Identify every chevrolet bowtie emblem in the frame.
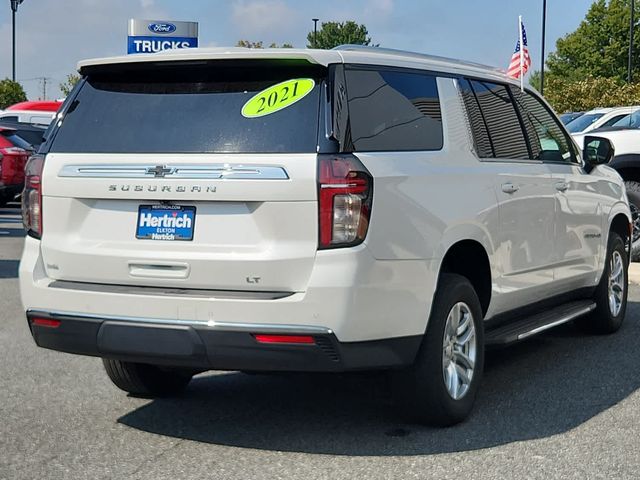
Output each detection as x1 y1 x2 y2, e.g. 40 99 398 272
145 165 175 178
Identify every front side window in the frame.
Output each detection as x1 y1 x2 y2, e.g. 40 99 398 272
601 114 628 128
343 67 443 152
565 113 604 133
510 87 574 163
614 110 640 128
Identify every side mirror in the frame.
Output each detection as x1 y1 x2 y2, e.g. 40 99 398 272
583 136 614 172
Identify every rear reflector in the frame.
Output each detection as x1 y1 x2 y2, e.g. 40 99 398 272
31 317 61 328
253 334 315 344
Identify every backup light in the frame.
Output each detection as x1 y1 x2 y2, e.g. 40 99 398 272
317 154 372 249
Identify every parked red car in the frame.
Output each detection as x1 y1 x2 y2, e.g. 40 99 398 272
0 128 33 207
6 101 63 112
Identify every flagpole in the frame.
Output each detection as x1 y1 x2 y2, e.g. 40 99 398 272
519 15 524 91
541 0 547 94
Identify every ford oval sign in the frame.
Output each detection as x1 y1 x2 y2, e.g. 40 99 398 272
148 22 177 34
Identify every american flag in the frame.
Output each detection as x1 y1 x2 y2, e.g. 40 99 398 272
507 18 531 79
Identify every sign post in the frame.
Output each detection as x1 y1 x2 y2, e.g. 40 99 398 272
128 19 198 55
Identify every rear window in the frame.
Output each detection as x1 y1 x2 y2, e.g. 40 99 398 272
0 131 33 150
49 61 325 154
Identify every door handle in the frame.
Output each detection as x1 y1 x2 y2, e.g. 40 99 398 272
501 183 519 194
555 181 569 192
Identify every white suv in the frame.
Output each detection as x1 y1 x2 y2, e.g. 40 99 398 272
19 46 632 426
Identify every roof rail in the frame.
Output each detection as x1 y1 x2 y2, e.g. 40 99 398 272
332 44 504 74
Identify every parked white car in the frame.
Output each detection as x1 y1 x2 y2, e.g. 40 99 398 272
566 106 639 134
0 110 56 126
571 109 640 260
19 46 631 426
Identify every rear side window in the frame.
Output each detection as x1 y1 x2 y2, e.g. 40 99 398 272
1 131 33 150
458 79 493 157
601 114 627 128
466 80 529 160
49 61 325 154
344 68 443 151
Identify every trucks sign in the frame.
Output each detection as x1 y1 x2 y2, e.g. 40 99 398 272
128 19 198 54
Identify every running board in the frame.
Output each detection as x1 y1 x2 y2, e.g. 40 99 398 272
485 300 596 347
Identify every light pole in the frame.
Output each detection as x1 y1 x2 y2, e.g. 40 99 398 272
10 0 25 82
312 18 319 48
630 0 635 83
540 0 547 95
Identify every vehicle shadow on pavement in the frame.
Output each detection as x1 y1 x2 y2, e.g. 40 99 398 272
118 304 640 456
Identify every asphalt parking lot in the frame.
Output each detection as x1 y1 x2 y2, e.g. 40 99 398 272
2 203 640 480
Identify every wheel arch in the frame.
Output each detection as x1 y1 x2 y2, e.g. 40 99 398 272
609 210 631 244
437 239 492 317
609 155 640 183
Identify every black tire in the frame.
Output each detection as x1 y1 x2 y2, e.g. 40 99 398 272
102 359 193 397
577 232 628 334
624 180 640 262
394 273 485 426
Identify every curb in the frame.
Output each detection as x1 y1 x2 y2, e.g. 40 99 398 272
629 263 640 285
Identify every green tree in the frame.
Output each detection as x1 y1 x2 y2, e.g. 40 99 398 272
236 40 264 48
306 21 373 49
236 40 293 48
59 73 81 96
0 78 27 109
546 0 640 82
528 70 542 91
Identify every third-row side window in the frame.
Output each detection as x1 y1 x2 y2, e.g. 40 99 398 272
344 68 443 152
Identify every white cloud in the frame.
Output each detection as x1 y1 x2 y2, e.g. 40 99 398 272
231 0 298 38
370 0 394 15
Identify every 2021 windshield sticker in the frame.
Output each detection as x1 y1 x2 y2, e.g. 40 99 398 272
241 79 315 118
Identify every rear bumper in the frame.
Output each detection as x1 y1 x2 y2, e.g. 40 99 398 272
26 310 421 372
20 236 438 343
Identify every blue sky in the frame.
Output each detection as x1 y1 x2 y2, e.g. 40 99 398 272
0 0 596 99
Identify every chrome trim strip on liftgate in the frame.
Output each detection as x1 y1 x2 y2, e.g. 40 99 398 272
48 280 294 300
58 164 290 180
27 309 333 335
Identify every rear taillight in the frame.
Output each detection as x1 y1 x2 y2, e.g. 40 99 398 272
22 154 45 239
2 147 27 155
318 154 373 249
31 317 61 328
